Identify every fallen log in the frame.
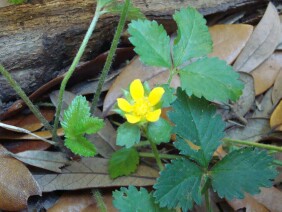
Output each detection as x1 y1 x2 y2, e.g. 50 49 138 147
0 0 268 111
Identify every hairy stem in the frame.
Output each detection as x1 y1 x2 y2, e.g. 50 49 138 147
53 4 103 139
139 152 181 160
205 189 212 212
223 138 282 152
0 65 53 133
90 0 130 113
92 189 107 212
148 139 164 171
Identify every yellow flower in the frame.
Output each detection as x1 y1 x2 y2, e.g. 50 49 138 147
117 79 165 124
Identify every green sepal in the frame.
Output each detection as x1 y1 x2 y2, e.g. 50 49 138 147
116 122 141 148
109 147 139 179
154 158 203 211
168 90 225 167
113 186 172 212
147 118 172 144
211 148 278 200
179 57 243 103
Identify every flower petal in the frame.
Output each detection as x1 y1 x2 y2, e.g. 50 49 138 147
130 79 144 101
146 109 161 122
148 87 165 106
117 98 132 112
125 114 141 124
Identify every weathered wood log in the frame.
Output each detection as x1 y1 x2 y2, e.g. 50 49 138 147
0 0 268 110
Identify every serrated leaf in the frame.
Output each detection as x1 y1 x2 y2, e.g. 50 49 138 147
65 137 96 157
113 186 172 212
168 90 225 167
179 57 243 102
109 148 139 179
147 118 172 144
116 122 140 148
154 159 203 211
173 7 212 67
211 148 277 200
128 20 172 67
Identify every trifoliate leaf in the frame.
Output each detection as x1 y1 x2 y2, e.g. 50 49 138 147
65 137 96 157
109 148 139 179
154 159 203 211
168 90 225 167
211 148 278 200
147 118 172 144
113 186 172 212
179 57 243 103
173 7 212 67
62 95 104 156
104 1 145 20
128 20 172 67
116 122 140 148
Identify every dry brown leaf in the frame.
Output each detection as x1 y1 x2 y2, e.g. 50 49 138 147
103 57 180 116
3 140 51 154
34 157 158 192
233 2 281 73
253 88 274 118
253 187 282 212
272 70 282 105
209 24 253 64
83 193 117 212
251 53 282 95
228 195 269 212
0 145 41 211
270 99 282 131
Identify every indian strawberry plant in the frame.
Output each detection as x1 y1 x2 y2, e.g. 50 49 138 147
0 0 280 211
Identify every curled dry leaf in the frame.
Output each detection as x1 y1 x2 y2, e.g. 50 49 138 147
209 24 253 64
272 70 282 105
233 2 282 73
103 57 180 115
270 100 282 131
251 53 282 95
0 145 41 211
34 157 158 192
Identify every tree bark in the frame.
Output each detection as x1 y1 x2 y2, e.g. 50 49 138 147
0 0 268 108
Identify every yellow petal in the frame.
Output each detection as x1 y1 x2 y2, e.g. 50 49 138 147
117 98 132 112
146 109 161 122
125 114 141 124
130 79 144 101
148 87 165 106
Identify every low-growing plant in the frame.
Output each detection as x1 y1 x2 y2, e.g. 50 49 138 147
0 1 281 211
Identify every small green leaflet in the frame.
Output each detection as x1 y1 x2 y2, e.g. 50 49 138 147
168 90 225 167
109 148 139 179
128 20 172 67
113 186 172 212
179 57 243 103
61 95 104 157
116 122 140 148
147 118 172 145
211 148 277 200
154 159 203 211
173 7 212 67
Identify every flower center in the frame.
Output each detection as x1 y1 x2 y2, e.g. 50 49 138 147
133 98 150 116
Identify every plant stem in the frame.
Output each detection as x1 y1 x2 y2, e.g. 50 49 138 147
0 65 53 133
205 189 212 212
167 68 175 86
148 140 164 171
139 152 181 160
223 138 282 152
134 140 150 147
92 189 107 212
273 160 282 166
90 0 130 113
53 4 103 140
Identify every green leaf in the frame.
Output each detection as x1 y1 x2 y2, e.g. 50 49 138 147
128 20 172 67
154 159 203 211
147 118 172 144
211 148 277 200
179 57 243 103
161 84 176 107
173 7 212 67
65 137 96 157
109 148 139 179
168 90 225 167
62 95 104 156
8 0 26 4
104 1 145 20
98 0 113 8
116 122 141 148
113 186 172 212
